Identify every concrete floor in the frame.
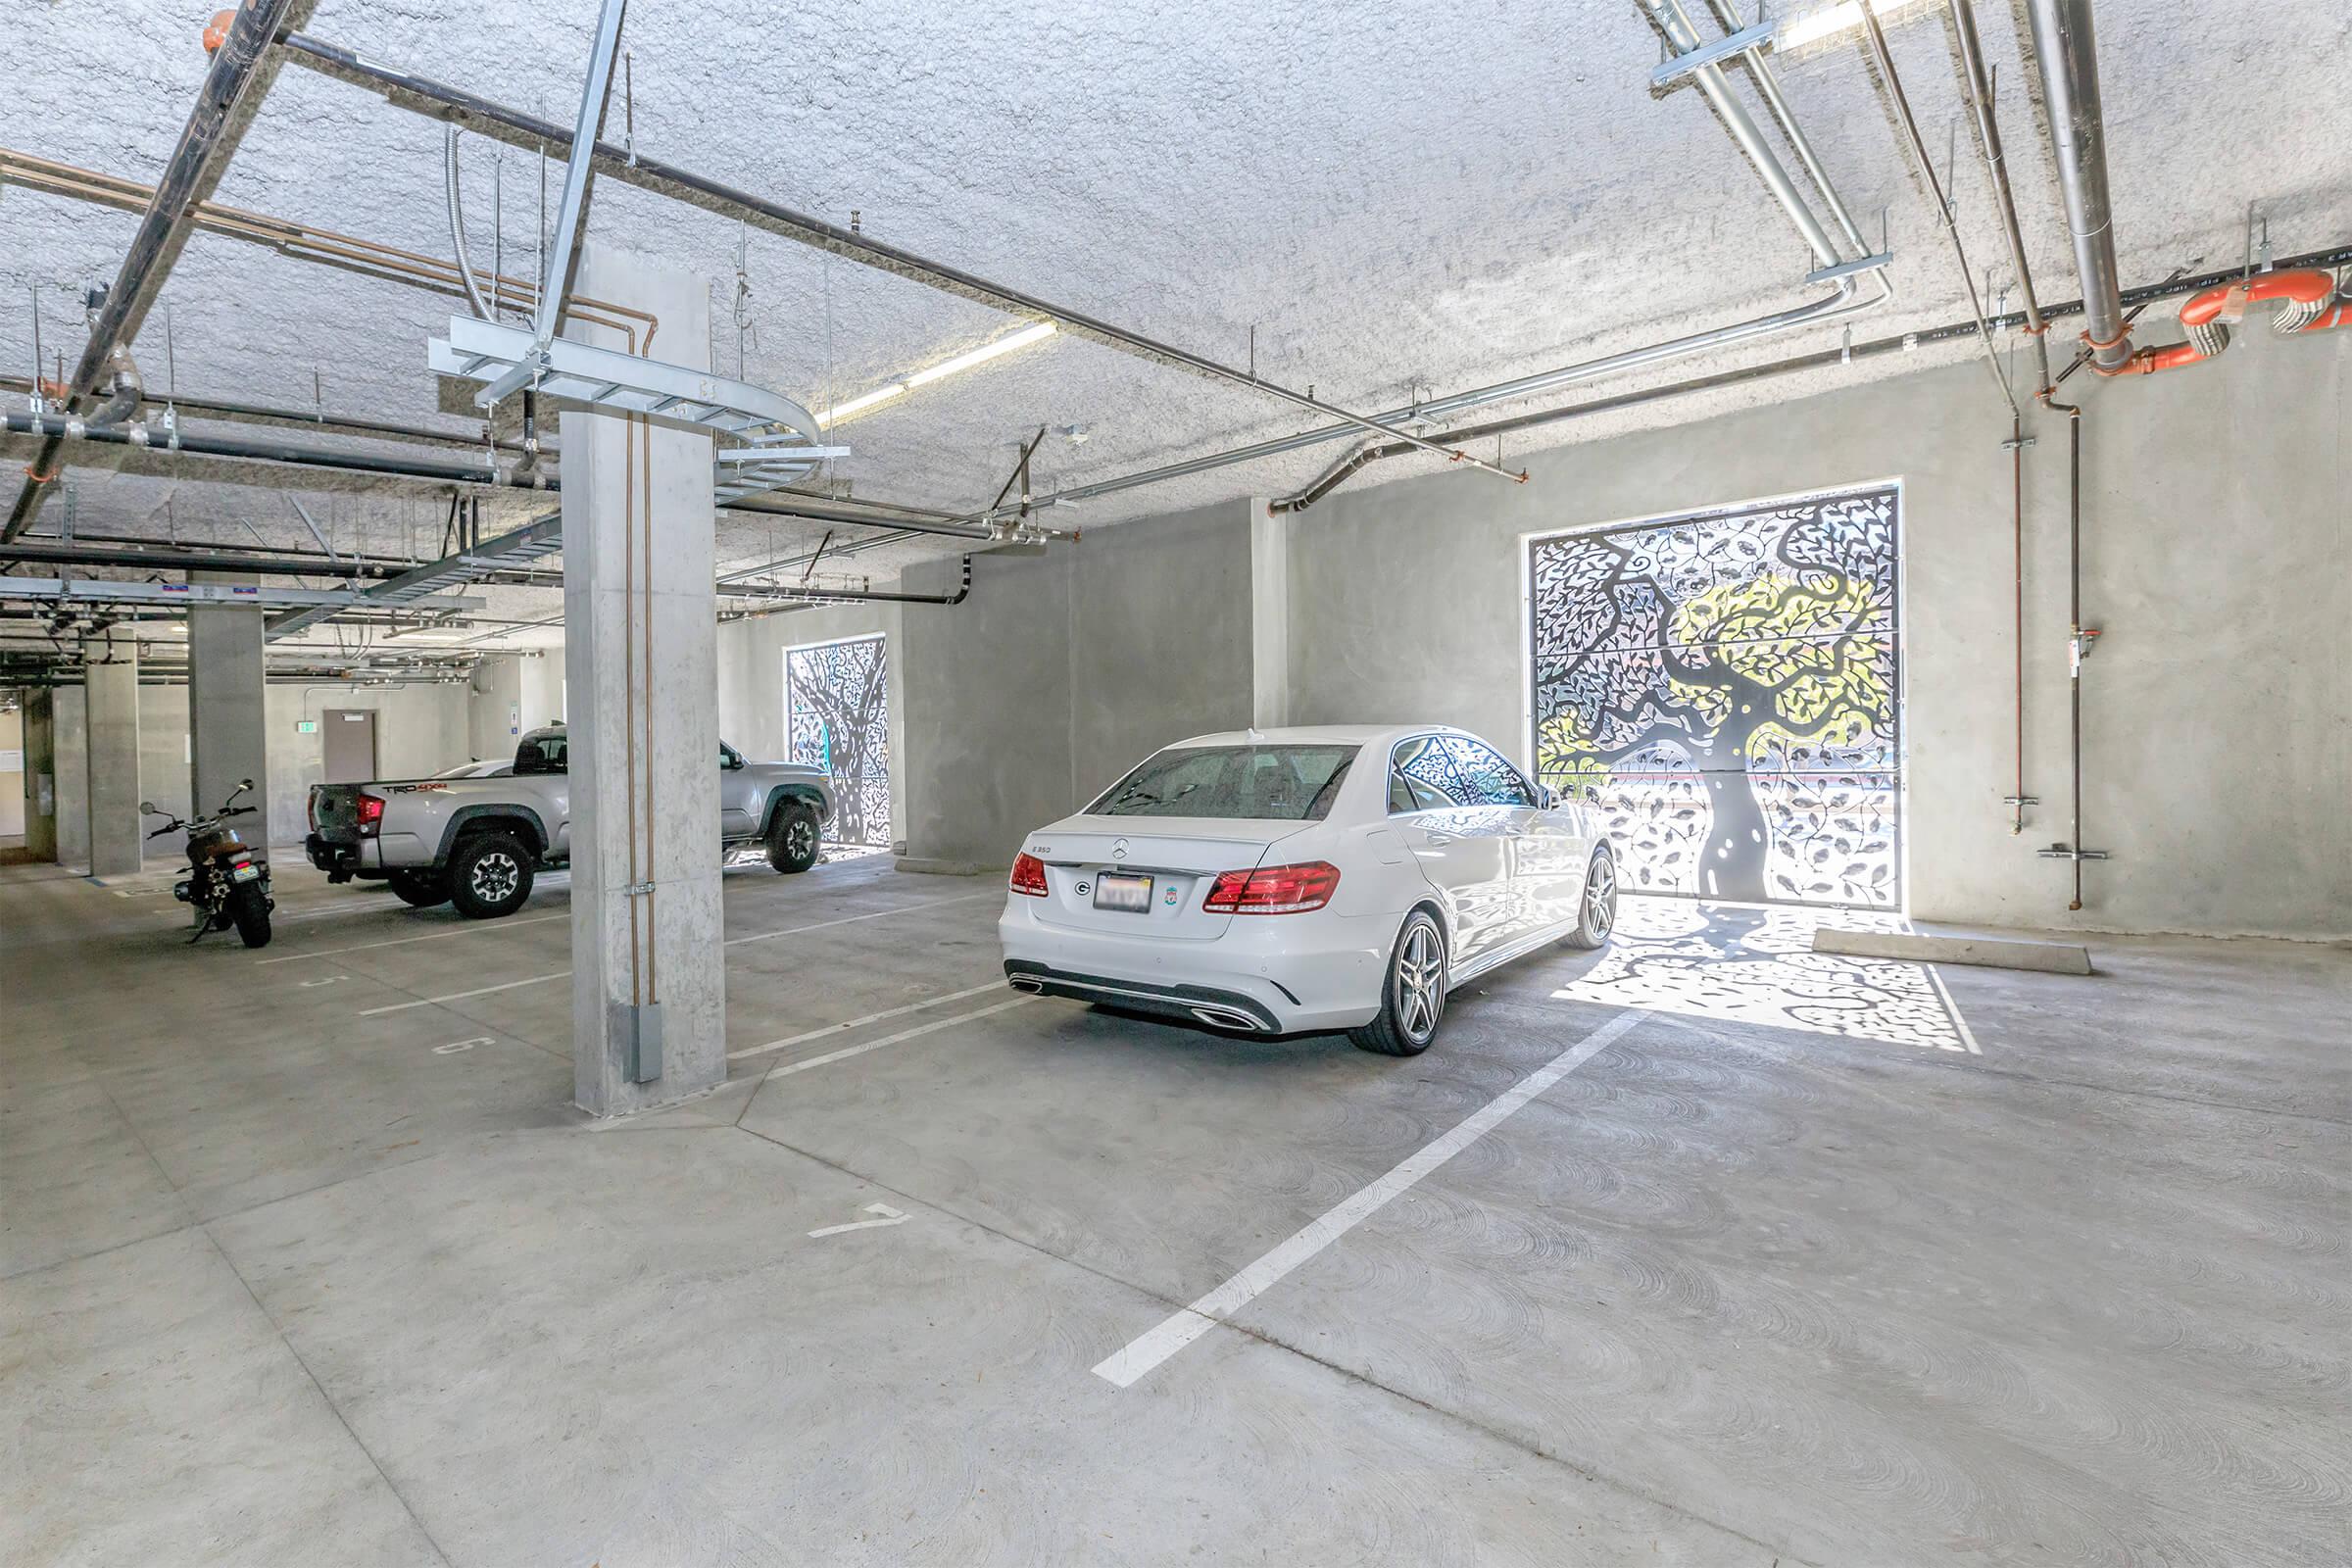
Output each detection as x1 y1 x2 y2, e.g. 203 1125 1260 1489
3 856 2345 1566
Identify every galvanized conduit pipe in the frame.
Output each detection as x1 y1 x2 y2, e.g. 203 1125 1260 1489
2022 0 2133 373
722 556 973 616
443 126 496 321
1641 0 1846 271
1264 242 2352 514
273 32 1526 489
0 410 993 541
1951 0 2053 397
1857 4 2015 415
1950 0 2054 836
3 0 313 541
1058 0 1893 523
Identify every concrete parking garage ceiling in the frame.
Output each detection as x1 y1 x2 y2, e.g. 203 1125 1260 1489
2 0 2347 633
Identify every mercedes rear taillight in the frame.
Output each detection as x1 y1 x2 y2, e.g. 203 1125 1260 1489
1009 853 1049 897
1201 860 1341 914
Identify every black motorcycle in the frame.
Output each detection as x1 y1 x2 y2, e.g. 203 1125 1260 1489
145 779 274 949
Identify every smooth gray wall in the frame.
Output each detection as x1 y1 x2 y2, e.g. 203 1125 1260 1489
897 499 1257 867
1280 328 2350 941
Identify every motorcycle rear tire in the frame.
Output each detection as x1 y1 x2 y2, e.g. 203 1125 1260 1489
228 882 272 949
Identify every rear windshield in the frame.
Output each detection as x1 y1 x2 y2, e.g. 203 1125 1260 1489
1087 745 1357 821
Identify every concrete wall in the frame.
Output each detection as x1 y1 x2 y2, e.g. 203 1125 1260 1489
1277 328 2350 941
897 499 1257 868
465 650 564 766
263 684 469 847
118 679 470 853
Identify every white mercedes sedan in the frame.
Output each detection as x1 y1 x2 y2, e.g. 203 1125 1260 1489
999 724 1617 1055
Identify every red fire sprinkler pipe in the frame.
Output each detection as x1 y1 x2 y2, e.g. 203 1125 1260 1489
2098 268 2349 374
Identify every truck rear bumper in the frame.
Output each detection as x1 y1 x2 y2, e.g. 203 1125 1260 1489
306 834 367 882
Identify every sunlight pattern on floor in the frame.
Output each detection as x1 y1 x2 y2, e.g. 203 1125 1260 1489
1552 898 1979 1053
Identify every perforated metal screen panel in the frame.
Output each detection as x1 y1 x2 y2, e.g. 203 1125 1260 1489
784 635 892 849
1527 483 1902 909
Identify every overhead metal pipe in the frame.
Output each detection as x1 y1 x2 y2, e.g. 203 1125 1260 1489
0 410 993 539
2021 0 2133 374
1267 243 2352 514
3 0 315 541
1642 0 1847 270
0 540 396 579
1857 3 2016 415
443 126 496 321
724 556 973 612
275 30 1528 488
1951 0 2052 395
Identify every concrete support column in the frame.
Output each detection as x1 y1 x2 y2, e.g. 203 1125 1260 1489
187 572 270 831
20 689 57 860
561 245 724 1116
53 686 89 869
81 633 142 879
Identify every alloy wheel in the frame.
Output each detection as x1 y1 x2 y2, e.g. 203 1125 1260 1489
1397 920 1444 1042
471 853 519 903
1584 855 1616 940
788 817 817 858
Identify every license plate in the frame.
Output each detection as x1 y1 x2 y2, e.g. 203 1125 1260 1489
231 863 261 882
1093 871 1152 912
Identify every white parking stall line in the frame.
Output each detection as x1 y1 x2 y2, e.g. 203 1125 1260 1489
357 894 1002 1017
256 911 567 964
721 892 998 947
360 970 570 1017
727 982 1004 1060
1092 1008 1642 1390
754 998 1034 1083
1925 965 1984 1054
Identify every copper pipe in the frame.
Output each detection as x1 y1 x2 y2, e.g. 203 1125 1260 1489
2012 415 2027 836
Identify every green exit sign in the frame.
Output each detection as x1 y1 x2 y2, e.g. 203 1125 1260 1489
296 719 318 734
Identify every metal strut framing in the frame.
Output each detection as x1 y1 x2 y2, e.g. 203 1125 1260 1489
275 28 1529 487
263 511 564 639
3 0 315 542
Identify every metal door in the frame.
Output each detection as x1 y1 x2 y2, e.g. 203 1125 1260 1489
320 709 379 785
1526 483 1902 909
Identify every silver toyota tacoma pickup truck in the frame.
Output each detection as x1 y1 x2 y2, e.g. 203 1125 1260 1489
305 726 835 918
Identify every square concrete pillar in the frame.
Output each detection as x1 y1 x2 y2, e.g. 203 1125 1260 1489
187 572 270 830
560 245 725 1116
19 688 57 861
53 685 89 869
81 633 142 880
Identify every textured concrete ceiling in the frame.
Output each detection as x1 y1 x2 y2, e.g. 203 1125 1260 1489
2 0 2347 649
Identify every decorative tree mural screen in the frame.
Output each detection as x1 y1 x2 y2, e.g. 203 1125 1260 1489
784 635 892 849
1527 483 1901 908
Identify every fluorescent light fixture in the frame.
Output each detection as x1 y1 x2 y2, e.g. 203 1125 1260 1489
905 320 1056 387
810 319 1057 427
1776 0 1935 52
810 382 906 428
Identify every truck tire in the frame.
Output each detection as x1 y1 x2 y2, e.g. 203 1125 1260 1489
449 832 535 919
766 802 820 874
388 869 452 908
228 882 272 949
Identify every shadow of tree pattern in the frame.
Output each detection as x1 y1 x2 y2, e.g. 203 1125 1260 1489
1529 485 1900 908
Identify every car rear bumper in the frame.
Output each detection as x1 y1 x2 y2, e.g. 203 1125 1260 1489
998 898 1391 1035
